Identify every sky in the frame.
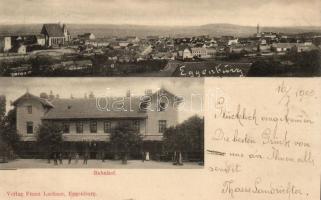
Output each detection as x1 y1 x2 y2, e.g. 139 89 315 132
0 0 320 26
0 78 204 122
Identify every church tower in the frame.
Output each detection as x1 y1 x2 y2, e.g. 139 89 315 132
62 24 70 42
255 23 261 37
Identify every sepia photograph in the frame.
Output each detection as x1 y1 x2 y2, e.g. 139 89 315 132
0 78 204 169
0 1 320 200
0 0 320 77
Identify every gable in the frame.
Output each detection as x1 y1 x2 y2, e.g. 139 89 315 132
42 24 65 37
40 26 47 36
13 92 54 108
16 98 45 113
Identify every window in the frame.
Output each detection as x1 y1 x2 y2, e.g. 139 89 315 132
159 102 167 112
26 121 33 134
76 122 83 133
90 121 97 133
27 106 32 114
63 123 70 134
133 120 140 133
104 121 111 133
139 102 148 111
158 120 167 133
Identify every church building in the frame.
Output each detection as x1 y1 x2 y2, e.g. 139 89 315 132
41 23 71 47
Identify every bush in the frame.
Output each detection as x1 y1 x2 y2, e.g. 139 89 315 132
110 121 143 163
0 108 20 159
37 122 63 155
163 115 204 162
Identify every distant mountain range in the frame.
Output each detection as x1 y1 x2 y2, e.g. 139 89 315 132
1 23 321 38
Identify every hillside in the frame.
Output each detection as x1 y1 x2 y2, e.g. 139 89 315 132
0 23 320 38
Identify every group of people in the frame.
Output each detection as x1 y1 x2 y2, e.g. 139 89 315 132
46 151 182 165
141 151 150 162
47 152 90 165
173 152 183 165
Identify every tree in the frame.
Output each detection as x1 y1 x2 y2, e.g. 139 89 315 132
248 49 321 77
0 96 7 161
91 54 108 75
180 116 204 157
110 121 143 164
0 108 20 160
226 52 244 60
0 61 11 76
247 59 288 77
163 115 204 164
30 56 57 76
0 95 5 121
0 136 8 162
37 122 63 157
0 108 20 151
296 50 321 76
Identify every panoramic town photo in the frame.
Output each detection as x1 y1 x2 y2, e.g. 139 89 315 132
0 78 204 168
0 0 320 77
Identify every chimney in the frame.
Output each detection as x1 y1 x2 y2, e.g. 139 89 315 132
62 24 67 32
89 91 95 99
40 92 48 99
48 90 55 101
145 89 152 96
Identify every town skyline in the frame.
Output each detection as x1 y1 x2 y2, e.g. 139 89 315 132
1 22 321 28
0 0 320 27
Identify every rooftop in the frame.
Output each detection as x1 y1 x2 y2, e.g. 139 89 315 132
13 88 180 120
43 97 148 120
41 23 66 37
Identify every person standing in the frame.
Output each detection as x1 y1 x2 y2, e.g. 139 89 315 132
101 151 105 162
86 152 89 164
178 152 183 166
141 151 145 162
68 152 72 164
83 152 88 165
59 152 63 165
173 151 176 163
75 152 79 164
53 153 58 165
173 151 179 165
47 152 51 164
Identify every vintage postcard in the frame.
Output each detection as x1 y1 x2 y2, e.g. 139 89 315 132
0 78 320 200
0 0 320 200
